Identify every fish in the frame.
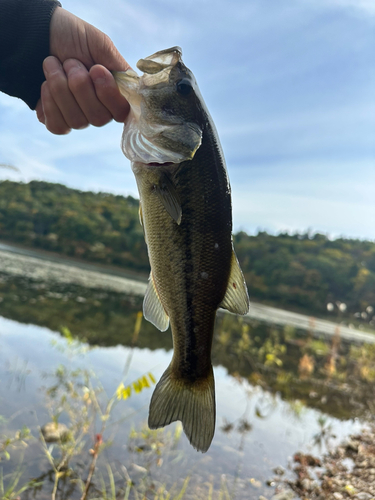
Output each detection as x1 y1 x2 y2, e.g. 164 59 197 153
113 47 249 453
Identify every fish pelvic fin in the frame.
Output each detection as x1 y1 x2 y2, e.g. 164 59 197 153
148 364 215 453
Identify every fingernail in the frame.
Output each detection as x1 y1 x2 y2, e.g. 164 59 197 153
94 78 106 87
91 65 108 86
93 74 106 86
43 56 62 75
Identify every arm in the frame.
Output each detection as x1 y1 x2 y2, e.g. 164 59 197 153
0 0 60 109
0 1 130 134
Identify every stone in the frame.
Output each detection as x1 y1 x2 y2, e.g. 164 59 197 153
41 422 70 443
131 463 147 474
273 466 285 476
333 493 344 500
355 493 373 500
271 490 295 500
301 478 313 491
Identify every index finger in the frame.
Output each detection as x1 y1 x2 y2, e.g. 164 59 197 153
90 65 130 123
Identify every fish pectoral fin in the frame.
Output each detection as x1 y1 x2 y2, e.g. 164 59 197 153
219 249 250 315
139 202 146 240
154 174 182 224
139 202 143 227
143 273 169 331
148 364 216 453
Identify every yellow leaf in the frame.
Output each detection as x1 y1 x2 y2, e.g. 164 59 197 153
133 380 142 393
148 372 156 384
140 375 150 389
116 382 125 400
123 386 132 399
132 311 143 344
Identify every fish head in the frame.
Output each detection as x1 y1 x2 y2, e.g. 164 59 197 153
114 47 204 165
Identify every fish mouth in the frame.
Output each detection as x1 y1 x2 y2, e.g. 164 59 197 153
136 46 182 75
114 47 201 165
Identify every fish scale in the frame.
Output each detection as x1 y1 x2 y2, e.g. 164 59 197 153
114 47 249 452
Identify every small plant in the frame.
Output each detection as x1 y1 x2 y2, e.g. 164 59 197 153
0 424 32 462
0 466 43 500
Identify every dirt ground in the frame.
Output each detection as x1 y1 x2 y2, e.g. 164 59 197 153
273 426 375 500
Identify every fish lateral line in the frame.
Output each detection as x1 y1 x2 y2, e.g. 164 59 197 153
115 46 250 453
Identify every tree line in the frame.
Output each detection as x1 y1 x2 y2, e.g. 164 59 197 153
0 180 374 317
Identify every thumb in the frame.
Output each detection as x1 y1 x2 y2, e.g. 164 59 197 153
84 24 131 72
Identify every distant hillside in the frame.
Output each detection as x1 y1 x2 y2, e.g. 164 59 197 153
0 180 148 271
0 180 374 319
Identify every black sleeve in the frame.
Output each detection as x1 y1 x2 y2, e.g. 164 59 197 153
0 0 61 110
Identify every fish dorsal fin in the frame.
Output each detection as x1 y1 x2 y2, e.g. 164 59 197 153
143 273 170 331
219 249 250 315
154 174 182 224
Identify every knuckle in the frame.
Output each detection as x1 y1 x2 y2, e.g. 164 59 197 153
47 122 70 135
48 74 66 96
67 70 88 94
101 32 113 49
70 117 89 130
45 67 66 94
91 115 111 127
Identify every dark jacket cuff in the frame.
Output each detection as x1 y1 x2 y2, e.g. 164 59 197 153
0 0 62 109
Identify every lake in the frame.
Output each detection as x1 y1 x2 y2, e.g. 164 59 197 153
0 247 374 499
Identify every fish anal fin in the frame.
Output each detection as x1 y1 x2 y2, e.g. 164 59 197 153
143 273 169 331
219 249 250 315
148 364 215 453
153 174 182 224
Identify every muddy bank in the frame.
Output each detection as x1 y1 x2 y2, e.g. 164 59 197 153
271 426 375 500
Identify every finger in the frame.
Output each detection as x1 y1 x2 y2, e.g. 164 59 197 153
64 59 113 127
90 65 130 123
43 56 89 130
35 99 45 124
40 81 70 135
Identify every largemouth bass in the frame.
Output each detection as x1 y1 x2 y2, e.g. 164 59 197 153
114 47 249 453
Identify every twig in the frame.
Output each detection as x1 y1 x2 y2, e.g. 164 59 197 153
80 433 103 500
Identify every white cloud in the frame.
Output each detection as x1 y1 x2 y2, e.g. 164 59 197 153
231 158 375 239
233 189 375 239
1 0 374 242
309 0 375 16
0 93 26 113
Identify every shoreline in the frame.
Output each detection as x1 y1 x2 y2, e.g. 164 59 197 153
0 243 374 344
274 426 375 500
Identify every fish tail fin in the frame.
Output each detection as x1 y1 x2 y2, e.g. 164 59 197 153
148 364 215 453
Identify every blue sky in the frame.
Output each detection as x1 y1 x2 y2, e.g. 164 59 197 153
0 0 374 239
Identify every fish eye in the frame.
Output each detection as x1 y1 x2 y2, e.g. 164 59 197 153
176 79 192 96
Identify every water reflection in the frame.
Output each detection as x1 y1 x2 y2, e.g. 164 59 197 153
0 272 374 499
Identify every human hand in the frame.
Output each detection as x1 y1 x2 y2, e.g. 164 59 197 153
36 7 130 135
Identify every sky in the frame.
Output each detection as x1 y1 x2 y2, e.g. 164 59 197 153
0 0 374 240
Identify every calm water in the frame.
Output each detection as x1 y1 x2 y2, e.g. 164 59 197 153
0 266 374 499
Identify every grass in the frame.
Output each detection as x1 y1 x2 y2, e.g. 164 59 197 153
0 313 243 500
0 313 193 500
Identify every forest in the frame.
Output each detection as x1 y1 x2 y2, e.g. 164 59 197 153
0 180 374 318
